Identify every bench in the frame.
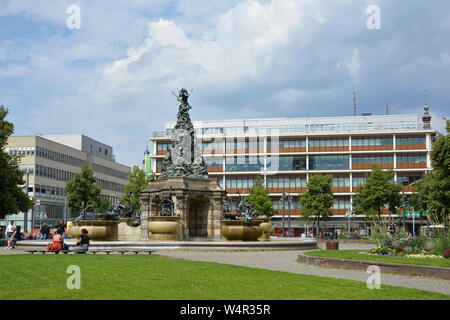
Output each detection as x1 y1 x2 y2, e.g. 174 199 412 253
26 249 155 255
89 249 155 255
26 250 72 254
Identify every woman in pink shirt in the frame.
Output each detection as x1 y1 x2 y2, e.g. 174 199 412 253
45 229 63 252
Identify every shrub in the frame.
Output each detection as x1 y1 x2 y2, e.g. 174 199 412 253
431 230 450 257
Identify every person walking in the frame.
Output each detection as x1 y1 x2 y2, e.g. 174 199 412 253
40 222 50 240
5 221 16 249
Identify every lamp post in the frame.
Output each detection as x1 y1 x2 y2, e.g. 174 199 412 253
281 188 286 237
287 193 292 237
402 187 406 231
345 210 355 234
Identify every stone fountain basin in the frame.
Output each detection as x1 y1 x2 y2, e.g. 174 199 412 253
220 218 268 241
148 216 181 241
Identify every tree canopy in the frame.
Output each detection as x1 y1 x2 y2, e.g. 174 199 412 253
300 174 334 236
65 165 101 216
245 176 274 217
352 163 402 219
120 165 150 216
0 106 33 220
413 120 450 225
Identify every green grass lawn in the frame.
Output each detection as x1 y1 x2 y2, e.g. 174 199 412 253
0 254 448 300
306 250 450 268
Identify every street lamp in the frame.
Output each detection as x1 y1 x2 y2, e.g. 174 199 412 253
281 188 286 237
345 210 355 234
287 193 292 237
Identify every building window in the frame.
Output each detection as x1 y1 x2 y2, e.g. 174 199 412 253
309 155 349 170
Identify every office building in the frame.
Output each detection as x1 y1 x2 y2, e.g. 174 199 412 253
2 135 130 231
150 111 434 236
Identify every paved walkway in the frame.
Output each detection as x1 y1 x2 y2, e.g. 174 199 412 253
157 250 450 295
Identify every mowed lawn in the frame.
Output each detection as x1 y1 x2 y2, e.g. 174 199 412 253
0 254 448 300
306 250 450 268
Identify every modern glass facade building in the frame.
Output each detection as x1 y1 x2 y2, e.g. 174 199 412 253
2 135 130 232
150 113 435 236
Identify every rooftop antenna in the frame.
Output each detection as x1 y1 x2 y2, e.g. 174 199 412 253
386 103 389 115
352 87 357 116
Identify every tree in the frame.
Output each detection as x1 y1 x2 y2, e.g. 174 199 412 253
300 174 334 237
414 120 450 226
353 163 402 220
0 106 33 219
65 165 101 216
245 176 274 217
97 198 113 213
120 165 150 216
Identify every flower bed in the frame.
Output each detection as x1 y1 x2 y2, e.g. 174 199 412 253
368 233 449 260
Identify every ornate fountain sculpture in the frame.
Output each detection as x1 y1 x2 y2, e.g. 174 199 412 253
220 192 268 241
158 88 208 180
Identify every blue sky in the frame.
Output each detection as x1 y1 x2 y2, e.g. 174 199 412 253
1 0 449 167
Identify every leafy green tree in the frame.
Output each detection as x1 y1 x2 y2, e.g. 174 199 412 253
300 174 334 237
65 165 101 216
353 163 402 220
0 106 33 219
414 121 450 226
245 176 274 217
97 198 113 213
120 165 150 216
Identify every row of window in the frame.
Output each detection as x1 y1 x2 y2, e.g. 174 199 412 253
36 164 76 182
5 146 35 156
272 199 302 210
92 163 129 180
352 176 367 187
18 164 35 175
158 153 426 172
34 184 67 200
267 176 307 189
225 177 256 189
157 134 426 153
36 146 87 168
157 143 173 151
308 139 349 147
397 137 425 145
309 156 350 170
397 175 422 186
333 177 350 187
397 154 426 164
95 178 125 193
352 156 393 165
225 157 264 172
333 199 351 210
352 137 393 146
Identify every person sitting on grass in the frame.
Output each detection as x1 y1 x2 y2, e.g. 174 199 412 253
74 228 90 254
45 229 64 252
